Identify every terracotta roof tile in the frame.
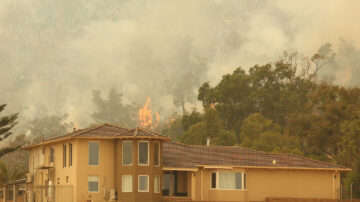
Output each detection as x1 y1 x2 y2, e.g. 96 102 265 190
162 141 348 170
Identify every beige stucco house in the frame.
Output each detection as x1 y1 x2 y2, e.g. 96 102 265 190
22 123 350 202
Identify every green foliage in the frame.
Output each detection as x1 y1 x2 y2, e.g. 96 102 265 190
239 113 284 152
179 108 236 146
177 53 360 197
27 114 72 142
0 104 19 158
181 110 203 131
158 113 184 141
339 114 360 197
92 88 138 127
0 161 26 184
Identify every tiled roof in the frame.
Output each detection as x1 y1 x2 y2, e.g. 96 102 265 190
114 127 171 140
45 123 129 140
162 141 349 170
23 124 170 149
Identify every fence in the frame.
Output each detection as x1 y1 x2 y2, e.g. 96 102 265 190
26 185 73 202
265 198 360 202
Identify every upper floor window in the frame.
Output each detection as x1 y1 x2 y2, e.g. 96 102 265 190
63 144 67 168
69 143 73 166
122 141 132 166
88 176 99 192
211 172 246 190
50 147 55 163
138 141 149 166
89 142 99 166
154 142 160 166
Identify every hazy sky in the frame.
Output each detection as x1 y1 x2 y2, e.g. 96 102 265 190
1 0 360 127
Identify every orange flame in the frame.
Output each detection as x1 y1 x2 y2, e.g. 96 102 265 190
138 97 160 129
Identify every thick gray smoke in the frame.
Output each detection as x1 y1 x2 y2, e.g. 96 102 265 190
1 0 360 128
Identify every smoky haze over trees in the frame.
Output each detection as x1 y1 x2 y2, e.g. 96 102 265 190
1 0 360 128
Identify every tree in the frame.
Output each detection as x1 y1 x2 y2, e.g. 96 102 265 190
239 113 291 153
0 162 26 184
92 88 137 127
27 114 73 143
0 104 19 158
339 114 360 198
179 107 236 146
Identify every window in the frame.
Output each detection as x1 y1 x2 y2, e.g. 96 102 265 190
138 175 149 192
89 142 99 166
122 141 132 165
154 176 160 193
122 175 133 192
63 144 66 168
163 173 171 196
138 141 149 165
88 176 99 192
211 172 246 190
50 147 55 163
69 143 72 166
211 172 216 189
154 142 160 166
243 173 247 189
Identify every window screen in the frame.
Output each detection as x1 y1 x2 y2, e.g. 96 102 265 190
122 175 132 192
211 172 216 188
235 173 242 189
138 142 148 165
89 142 99 165
138 175 149 192
154 176 160 193
88 176 99 192
122 141 132 165
154 142 160 165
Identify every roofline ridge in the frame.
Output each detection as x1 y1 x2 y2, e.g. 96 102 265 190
286 153 348 169
74 123 108 137
134 127 171 139
103 123 132 131
168 141 263 153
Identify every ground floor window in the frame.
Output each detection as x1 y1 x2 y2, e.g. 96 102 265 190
88 176 99 192
138 175 149 192
154 176 160 193
211 172 246 190
122 175 133 192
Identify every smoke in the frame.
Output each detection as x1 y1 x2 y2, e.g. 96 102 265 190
0 0 360 127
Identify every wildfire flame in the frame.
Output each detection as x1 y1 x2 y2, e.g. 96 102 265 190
138 97 160 129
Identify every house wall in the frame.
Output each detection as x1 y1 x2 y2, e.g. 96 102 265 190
193 168 340 202
246 168 340 201
114 139 163 202
28 140 78 200
76 139 115 202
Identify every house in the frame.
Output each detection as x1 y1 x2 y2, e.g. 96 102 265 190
21 123 350 202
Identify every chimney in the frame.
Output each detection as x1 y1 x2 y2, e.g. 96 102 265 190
206 137 210 146
73 127 76 132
